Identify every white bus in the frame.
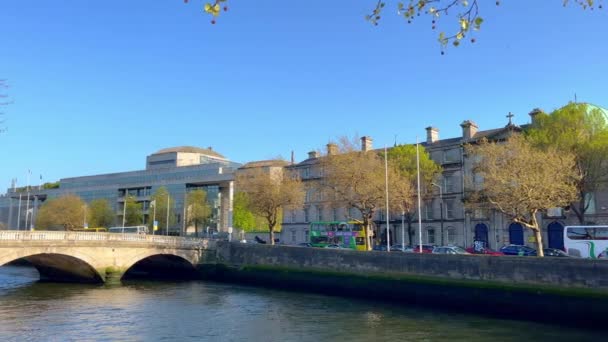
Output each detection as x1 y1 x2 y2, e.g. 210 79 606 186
564 225 608 258
108 226 149 235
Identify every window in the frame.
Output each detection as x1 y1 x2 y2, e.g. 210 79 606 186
291 230 296 242
424 201 433 220
473 208 486 219
546 207 563 217
446 227 456 245
304 207 310 223
316 205 323 221
290 210 296 223
445 200 456 219
443 149 460 163
585 193 596 215
473 172 484 190
444 174 456 193
332 208 338 221
302 168 310 178
427 228 436 244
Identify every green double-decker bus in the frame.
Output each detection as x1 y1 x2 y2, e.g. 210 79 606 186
309 221 369 251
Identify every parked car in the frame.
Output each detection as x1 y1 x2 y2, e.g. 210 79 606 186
543 248 570 257
432 246 471 255
297 242 313 247
325 244 347 249
465 246 504 256
412 245 435 254
390 244 414 252
499 244 537 256
372 245 388 251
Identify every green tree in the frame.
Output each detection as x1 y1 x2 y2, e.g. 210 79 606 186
87 198 115 228
465 135 580 256
388 144 442 245
186 189 212 237
236 165 304 245
526 103 608 224
123 195 143 226
36 194 87 230
233 192 257 231
149 186 176 235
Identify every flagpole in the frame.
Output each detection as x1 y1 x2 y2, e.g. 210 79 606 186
166 193 170 236
122 196 127 227
17 192 22 230
384 146 390 252
416 137 423 253
152 201 156 236
25 170 31 230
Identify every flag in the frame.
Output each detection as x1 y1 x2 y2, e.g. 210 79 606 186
150 200 156 207
26 208 33 214
39 175 42 190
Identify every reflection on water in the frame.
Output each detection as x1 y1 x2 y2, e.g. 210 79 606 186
0 266 602 341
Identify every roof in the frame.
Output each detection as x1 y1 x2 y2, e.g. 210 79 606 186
239 159 289 169
152 146 225 159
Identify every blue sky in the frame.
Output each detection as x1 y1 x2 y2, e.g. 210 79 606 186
1 1 606 189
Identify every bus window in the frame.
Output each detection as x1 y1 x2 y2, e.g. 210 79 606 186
108 226 148 234
564 225 608 258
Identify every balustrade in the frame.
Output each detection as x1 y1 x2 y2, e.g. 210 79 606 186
0 231 206 248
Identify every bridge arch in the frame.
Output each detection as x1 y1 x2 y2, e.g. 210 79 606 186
0 249 104 283
121 250 200 280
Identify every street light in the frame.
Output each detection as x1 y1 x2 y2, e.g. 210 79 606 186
431 182 444 246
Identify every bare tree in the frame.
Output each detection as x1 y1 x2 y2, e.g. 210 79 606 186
465 135 580 256
190 1 602 51
236 164 304 245
317 138 388 250
0 79 10 133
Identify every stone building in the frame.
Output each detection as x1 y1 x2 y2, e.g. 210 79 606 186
281 111 608 249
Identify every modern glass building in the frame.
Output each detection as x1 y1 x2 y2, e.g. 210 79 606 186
0 146 241 235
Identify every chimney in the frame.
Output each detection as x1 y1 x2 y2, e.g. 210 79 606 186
529 108 543 125
425 126 439 144
460 120 478 140
291 150 295 165
308 151 319 159
327 143 338 155
361 136 373 152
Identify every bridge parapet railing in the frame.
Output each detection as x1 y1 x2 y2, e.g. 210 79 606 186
0 230 209 248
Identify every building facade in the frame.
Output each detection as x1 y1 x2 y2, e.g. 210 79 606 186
0 146 240 235
281 111 608 249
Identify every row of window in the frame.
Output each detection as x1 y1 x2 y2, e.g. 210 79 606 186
288 201 460 224
118 187 152 198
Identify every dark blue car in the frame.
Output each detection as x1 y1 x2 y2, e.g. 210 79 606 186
499 244 537 256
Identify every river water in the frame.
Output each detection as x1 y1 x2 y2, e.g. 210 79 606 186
0 266 602 342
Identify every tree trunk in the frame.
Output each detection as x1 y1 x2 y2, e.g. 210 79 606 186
269 225 275 245
407 217 414 246
194 221 198 237
534 228 544 257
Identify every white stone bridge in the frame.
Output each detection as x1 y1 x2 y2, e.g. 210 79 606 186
0 231 215 283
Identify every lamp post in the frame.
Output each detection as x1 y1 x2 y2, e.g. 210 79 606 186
431 182 444 246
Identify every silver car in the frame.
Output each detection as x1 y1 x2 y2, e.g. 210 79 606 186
432 246 471 255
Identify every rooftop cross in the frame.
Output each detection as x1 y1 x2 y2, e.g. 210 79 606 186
506 112 514 125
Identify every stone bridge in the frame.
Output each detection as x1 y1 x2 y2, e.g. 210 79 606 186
0 231 215 283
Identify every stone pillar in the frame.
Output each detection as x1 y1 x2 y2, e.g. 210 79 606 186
103 266 125 285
